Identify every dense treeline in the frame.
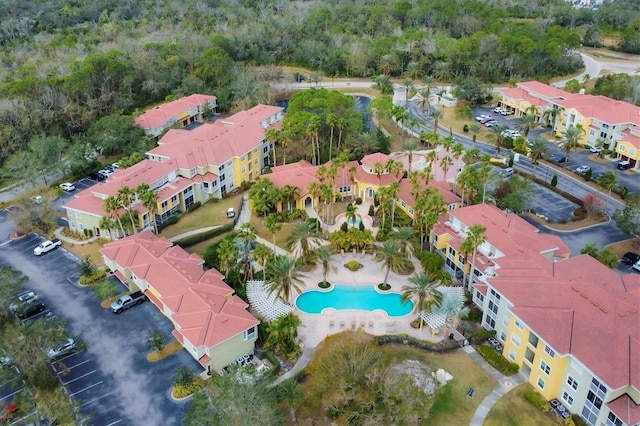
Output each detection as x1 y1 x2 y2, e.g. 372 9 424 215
0 0 636 178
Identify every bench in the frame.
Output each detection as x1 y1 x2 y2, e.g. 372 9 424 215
467 387 476 398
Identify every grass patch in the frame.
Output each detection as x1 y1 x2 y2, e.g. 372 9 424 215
159 194 242 238
485 383 558 426
249 215 297 249
146 340 183 362
377 115 414 152
296 332 496 425
65 240 107 267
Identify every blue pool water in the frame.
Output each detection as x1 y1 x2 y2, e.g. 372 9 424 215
296 284 413 316
347 217 361 227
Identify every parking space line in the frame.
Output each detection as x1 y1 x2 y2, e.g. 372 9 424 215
80 392 113 407
69 381 103 397
62 370 97 386
0 388 24 402
59 358 91 372
105 420 124 426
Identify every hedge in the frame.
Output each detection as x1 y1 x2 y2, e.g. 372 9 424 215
468 329 496 343
373 334 461 353
79 269 107 285
172 376 205 398
476 344 519 375
174 223 234 248
523 390 550 413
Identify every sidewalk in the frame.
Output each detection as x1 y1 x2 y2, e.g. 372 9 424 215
272 345 315 386
462 345 527 425
53 227 99 245
167 225 222 243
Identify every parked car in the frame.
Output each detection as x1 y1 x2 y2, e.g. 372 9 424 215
31 195 43 204
485 121 500 127
493 107 506 114
480 117 495 124
502 109 514 115
621 252 640 265
591 172 606 180
475 114 491 122
575 165 591 174
501 167 515 178
8 291 39 312
590 146 604 153
550 155 567 163
15 300 46 320
98 169 113 178
47 338 77 360
59 182 76 192
89 172 106 181
34 239 62 256
617 160 632 170
110 291 146 314
633 260 640 272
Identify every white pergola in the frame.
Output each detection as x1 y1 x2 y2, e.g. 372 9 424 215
246 280 293 322
419 286 466 339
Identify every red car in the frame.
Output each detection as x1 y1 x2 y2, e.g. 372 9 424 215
480 117 495 124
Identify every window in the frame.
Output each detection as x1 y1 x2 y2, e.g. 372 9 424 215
567 376 578 390
161 201 168 212
508 350 516 361
254 159 259 165
401 201 406 208
562 392 574 406
544 345 555 358
511 335 521 348
242 167 246 173
606 412 623 426
244 326 256 340
241 155 245 161
475 292 484 303
219 164 225 172
515 319 524 330
171 195 178 205
500 331 506 342
537 377 545 390
582 377 607 426
619 145 626 152
408 207 414 215
540 360 551 375
190 167 196 176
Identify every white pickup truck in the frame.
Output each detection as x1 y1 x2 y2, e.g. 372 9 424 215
111 291 146 313
33 239 62 256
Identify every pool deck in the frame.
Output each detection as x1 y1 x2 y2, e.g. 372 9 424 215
292 252 456 348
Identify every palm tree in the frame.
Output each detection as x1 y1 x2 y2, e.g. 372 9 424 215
237 223 257 280
374 239 410 288
117 186 138 234
400 139 418 172
490 124 509 155
137 183 159 234
599 171 618 212
217 238 238 278
469 122 482 146
264 127 280 167
516 113 537 138
280 129 293 165
459 224 487 291
372 74 392 94
560 125 585 164
393 227 416 260
253 244 272 281
405 61 422 80
264 255 306 303
281 185 300 211
264 214 282 253
373 162 385 185
430 108 443 133
98 216 113 240
326 112 338 161
392 106 409 134
440 155 453 180
401 78 414 104
542 107 564 130
414 88 431 114
400 272 443 330
529 137 549 164
315 246 336 284
103 195 126 238
434 293 470 335
286 221 321 261
345 203 360 227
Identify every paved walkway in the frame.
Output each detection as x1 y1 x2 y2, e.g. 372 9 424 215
462 345 527 426
53 226 99 245
272 345 315 385
167 225 221 243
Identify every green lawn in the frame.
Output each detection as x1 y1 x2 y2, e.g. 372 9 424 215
250 215 297 249
484 383 560 426
159 194 243 238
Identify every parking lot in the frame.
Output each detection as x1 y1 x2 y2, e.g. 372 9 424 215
0 231 200 425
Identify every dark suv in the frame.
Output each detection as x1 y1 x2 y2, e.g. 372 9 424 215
617 161 632 170
89 172 106 181
621 252 640 265
15 301 46 320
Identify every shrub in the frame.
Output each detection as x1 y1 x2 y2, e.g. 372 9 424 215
157 214 181 232
173 376 205 398
147 330 166 352
373 334 460 353
377 283 391 291
551 174 558 187
92 279 118 300
355 197 363 205
476 344 519 375
78 255 96 276
368 204 375 216
359 221 365 231
318 281 331 289
340 222 348 232
344 260 363 271
187 201 202 213
79 269 107 285
174 223 234 248
572 414 588 426
463 124 469 133
523 391 550 413
468 329 496 342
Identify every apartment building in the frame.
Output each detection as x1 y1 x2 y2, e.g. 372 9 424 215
436 203 640 425
101 231 259 373
134 94 217 138
64 103 284 238
499 81 640 169
264 152 461 214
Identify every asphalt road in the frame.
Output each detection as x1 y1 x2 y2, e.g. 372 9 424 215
0 229 199 425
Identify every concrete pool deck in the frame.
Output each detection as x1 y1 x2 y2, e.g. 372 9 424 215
291 252 458 348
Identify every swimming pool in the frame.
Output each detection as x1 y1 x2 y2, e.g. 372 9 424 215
295 284 413 317
347 217 361 227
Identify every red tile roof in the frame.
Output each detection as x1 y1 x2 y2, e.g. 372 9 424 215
474 283 488 295
491 254 640 390
398 179 460 207
267 160 319 197
607 394 640 425
361 153 391 168
151 104 283 169
518 81 571 100
499 87 549 107
101 231 259 349
134 94 216 130
156 178 193 202
94 159 179 197
622 131 640 150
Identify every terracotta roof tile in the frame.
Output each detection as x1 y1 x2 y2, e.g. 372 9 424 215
101 231 259 349
134 94 216 130
606 394 640 425
360 153 391 168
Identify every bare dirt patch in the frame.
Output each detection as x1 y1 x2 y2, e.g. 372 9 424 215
605 238 640 257
64 240 107 267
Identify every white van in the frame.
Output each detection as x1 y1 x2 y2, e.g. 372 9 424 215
501 167 515 178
